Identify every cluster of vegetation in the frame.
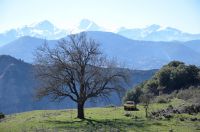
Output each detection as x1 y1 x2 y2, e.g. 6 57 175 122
176 86 200 104
124 61 200 102
124 61 200 118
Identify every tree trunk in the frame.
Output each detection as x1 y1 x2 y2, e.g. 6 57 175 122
77 102 85 119
145 107 148 118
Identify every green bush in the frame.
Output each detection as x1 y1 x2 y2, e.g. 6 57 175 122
130 61 200 95
123 86 143 106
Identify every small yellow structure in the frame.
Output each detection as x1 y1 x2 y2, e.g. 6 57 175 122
124 101 136 111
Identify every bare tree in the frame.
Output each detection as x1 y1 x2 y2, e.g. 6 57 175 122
34 32 129 119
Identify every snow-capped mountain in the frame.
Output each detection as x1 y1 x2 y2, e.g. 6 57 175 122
77 19 104 31
1 19 200 47
117 24 200 41
0 20 68 46
0 19 105 46
19 20 69 39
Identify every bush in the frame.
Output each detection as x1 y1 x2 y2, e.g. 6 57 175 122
0 112 5 119
134 61 200 95
154 95 170 103
176 86 200 103
123 86 143 106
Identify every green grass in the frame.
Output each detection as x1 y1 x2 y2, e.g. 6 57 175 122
0 99 200 132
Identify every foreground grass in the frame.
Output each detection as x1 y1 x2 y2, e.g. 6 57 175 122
0 99 200 132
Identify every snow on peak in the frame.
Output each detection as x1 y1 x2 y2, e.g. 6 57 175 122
31 20 55 31
145 24 161 32
78 19 102 31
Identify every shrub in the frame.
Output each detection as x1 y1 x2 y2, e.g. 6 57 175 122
133 61 200 95
154 95 170 103
0 112 5 119
123 86 143 106
176 86 200 103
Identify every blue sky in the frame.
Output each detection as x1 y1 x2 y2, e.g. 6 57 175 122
0 0 200 33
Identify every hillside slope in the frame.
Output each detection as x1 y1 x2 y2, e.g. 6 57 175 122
0 55 70 114
0 55 155 114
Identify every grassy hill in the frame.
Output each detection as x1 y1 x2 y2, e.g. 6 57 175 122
0 98 200 132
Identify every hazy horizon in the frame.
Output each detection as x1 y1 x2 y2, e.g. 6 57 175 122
1 0 200 33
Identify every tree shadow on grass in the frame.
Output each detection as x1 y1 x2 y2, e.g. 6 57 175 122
44 117 159 131
46 120 83 124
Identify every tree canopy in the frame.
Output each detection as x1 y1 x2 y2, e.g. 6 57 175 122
34 32 129 119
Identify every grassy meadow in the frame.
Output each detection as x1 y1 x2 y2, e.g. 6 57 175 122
0 98 200 132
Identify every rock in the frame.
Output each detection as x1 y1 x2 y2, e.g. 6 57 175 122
163 113 173 119
151 104 200 120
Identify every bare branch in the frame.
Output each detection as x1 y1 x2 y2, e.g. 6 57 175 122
34 32 129 119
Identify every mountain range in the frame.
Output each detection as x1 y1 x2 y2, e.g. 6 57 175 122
117 24 200 42
0 19 105 46
0 31 200 69
0 55 156 114
0 20 68 46
1 19 200 46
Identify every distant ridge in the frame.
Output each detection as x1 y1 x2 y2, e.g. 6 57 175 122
0 31 200 69
117 25 200 42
